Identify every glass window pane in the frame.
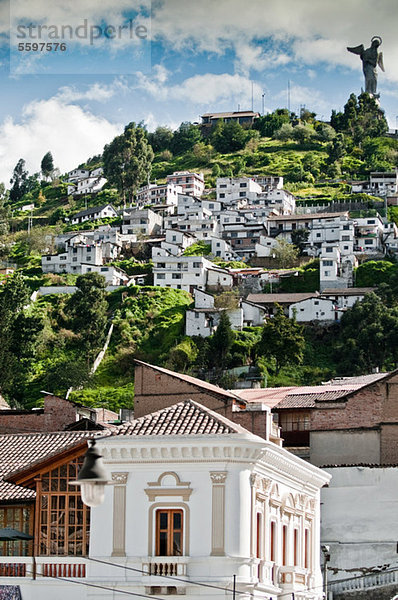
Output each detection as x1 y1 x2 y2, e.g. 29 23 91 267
159 512 168 529
159 532 167 555
172 533 181 555
173 512 181 530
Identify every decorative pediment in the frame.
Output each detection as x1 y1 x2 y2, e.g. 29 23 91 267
145 471 192 501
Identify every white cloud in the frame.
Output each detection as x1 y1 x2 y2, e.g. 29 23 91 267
135 71 262 109
149 0 398 82
56 79 128 103
0 96 121 184
275 83 330 117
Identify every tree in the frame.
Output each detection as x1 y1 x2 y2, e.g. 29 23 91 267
330 93 388 144
103 122 154 201
336 292 393 373
273 239 299 268
273 123 294 141
211 121 248 153
254 109 291 137
209 311 234 369
66 272 109 360
293 124 314 144
147 126 173 152
291 228 310 256
257 306 305 373
170 122 201 155
9 159 29 203
0 273 42 403
0 183 10 236
41 152 54 180
316 123 336 142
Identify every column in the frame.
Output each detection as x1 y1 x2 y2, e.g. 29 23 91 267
210 471 227 556
111 472 128 557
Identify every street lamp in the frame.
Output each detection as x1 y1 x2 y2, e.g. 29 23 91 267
70 440 110 507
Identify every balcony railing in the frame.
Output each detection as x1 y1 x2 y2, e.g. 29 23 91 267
142 557 189 578
0 556 87 579
278 565 308 589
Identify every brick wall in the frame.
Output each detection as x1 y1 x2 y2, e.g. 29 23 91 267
133 363 269 440
311 383 386 432
134 363 233 419
0 395 78 433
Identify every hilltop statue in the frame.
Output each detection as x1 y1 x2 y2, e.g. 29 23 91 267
347 36 385 98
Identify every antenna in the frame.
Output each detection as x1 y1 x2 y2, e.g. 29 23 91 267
262 92 265 116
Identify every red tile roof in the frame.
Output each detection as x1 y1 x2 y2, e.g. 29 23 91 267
0 431 98 501
116 399 249 437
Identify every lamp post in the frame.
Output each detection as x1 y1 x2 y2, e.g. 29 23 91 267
70 439 111 507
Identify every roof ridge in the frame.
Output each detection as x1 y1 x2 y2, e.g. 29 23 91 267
134 360 242 402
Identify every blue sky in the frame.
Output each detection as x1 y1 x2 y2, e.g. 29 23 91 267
0 0 397 183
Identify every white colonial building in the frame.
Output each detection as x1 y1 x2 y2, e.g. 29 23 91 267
87 400 330 600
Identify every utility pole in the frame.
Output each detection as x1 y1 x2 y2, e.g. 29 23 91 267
262 92 265 116
251 82 254 112
232 574 236 600
287 79 291 114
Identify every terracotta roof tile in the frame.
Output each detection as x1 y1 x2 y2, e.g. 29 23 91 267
116 400 249 437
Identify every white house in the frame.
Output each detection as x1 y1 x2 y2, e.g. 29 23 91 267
217 177 262 203
160 229 197 256
67 168 90 182
70 204 118 225
122 208 163 236
320 287 375 309
136 182 182 207
185 289 243 337
354 215 384 253
289 296 341 323
87 399 330 600
210 237 237 260
152 254 233 292
166 171 205 197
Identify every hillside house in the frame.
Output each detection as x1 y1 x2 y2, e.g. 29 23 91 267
136 182 182 207
185 289 243 337
152 253 233 292
70 204 117 225
216 177 262 204
166 171 205 197
122 208 162 236
200 110 260 133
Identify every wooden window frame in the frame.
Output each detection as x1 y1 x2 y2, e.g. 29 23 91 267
155 509 183 557
36 456 90 557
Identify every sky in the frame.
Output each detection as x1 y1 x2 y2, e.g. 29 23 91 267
0 0 397 184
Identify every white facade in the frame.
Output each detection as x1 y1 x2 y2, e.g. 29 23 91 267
68 168 90 182
241 300 267 326
185 289 243 337
153 254 232 292
167 171 205 197
210 237 236 260
354 215 384 253
321 466 398 581
217 177 262 203
255 235 278 258
289 297 340 323
85 406 330 600
136 182 182 207
71 204 118 225
122 208 162 236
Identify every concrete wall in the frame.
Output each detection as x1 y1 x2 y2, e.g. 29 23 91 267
321 466 398 581
310 429 380 466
